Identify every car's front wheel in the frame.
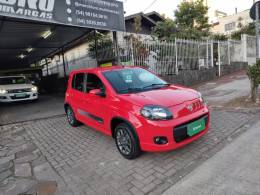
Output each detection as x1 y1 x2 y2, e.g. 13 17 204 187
115 123 141 159
66 106 81 127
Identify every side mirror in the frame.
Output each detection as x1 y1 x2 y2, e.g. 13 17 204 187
89 89 106 97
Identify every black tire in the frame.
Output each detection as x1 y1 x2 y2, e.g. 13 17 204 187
114 123 141 159
66 106 81 127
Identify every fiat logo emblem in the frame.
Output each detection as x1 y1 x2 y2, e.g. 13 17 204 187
187 104 193 111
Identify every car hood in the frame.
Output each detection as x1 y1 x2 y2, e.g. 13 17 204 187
119 85 199 107
0 84 33 90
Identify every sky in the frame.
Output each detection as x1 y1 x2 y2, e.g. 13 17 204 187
121 0 254 19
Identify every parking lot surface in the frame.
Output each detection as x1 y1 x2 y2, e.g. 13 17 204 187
1 71 258 195
1 108 257 195
0 95 64 125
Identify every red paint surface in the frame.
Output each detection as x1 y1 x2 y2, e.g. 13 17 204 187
65 66 210 152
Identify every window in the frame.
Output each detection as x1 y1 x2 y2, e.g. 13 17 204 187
225 22 236 32
72 73 84 92
0 77 28 85
86 73 104 93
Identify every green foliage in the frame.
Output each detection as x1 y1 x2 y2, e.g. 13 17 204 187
231 23 255 40
248 60 260 86
174 0 209 28
134 16 142 34
210 33 228 41
88 35 113 59
237 17 243 29
152 18 176 40
152 0 210 40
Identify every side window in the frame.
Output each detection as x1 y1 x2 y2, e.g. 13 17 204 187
86 73 104 93
72 73 85 92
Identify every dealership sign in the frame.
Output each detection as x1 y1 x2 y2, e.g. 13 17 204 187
0 0 125 31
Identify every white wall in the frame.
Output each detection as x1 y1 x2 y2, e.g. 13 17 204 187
211 10 252 35
42 42 97 77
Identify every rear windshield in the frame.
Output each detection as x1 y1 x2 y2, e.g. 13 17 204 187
0 77 28 85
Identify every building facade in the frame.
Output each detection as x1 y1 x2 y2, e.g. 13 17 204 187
42 12 164 77
211 9 252 35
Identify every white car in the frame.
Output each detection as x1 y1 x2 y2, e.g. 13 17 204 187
0 76 38 102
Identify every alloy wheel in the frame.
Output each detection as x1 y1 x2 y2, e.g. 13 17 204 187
116 128 132 155
67 107 74 125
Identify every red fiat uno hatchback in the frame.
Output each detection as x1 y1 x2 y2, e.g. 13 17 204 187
65 66 210 159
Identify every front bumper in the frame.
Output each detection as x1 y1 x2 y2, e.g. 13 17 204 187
137 107 210 152
0 92 38 102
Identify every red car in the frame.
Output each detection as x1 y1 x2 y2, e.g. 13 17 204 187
65 66 210 159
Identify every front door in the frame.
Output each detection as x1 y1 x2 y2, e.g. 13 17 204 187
70 73 86 122
81 73 109 133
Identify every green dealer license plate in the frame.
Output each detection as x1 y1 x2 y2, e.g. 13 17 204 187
187 118 206 137
15 93 26 98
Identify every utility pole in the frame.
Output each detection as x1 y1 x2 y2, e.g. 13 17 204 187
62 48 67 78
112 31 120 65
256 2 260 59
94 30 98 64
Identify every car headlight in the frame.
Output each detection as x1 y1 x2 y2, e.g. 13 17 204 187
31 87 38 92
141 105 173 120
0 89 7 94
197 92 206 105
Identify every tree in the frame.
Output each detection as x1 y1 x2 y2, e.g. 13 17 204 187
152 18 177 41
237 17 243 29
152 0 210 40
174 0 210 39
210 33 228 41
88 34 113 61
247 61 260 102
231 23 255 40
134 15 142 34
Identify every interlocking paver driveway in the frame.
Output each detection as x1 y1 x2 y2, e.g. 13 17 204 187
22 109 257 195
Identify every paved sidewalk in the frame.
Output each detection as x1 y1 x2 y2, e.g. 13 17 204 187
196 71 250 106
163 120 260 195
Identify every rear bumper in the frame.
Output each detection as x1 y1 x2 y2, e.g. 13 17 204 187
0 92 38 102
137 108 210 152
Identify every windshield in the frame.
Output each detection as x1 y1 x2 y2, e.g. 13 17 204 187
0 77 28 85
103 68 169 94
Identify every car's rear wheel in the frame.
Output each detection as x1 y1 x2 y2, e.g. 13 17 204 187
66 106 81 127
115 123 141 159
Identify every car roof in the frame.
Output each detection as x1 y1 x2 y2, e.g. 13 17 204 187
70 66 144 75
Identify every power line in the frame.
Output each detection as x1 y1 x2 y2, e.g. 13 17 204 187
143 0 159 12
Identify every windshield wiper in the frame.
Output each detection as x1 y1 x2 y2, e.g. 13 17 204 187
119 87 143 94
142 83 171 90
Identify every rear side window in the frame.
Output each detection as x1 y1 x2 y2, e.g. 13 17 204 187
72 73 84 92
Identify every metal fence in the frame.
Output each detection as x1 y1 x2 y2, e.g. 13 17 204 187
115 39 216 76
42 34 256 78
116 37 247 76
